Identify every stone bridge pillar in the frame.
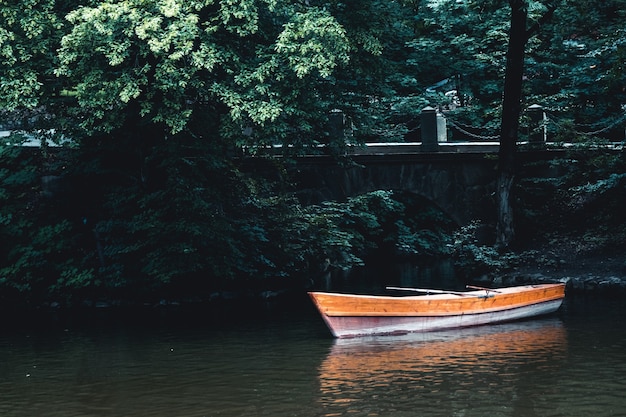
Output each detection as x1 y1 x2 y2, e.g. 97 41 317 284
527 104 547 146
421 106 446 151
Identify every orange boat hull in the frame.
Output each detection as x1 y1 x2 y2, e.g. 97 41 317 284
309 283 566 338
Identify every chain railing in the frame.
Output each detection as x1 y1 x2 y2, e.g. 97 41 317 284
441 107 626 142
545 110 626 137
444 117 500 141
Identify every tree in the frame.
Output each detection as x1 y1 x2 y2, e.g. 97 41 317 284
54 0 353 146
0 0 80 139
403 0 555 247
2 0 625 303
496 0 555 249
525 0 626 140
49 0 362 297
1 0 357 302
0 0 60 112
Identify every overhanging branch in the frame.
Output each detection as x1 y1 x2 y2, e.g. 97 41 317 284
525 3 557 41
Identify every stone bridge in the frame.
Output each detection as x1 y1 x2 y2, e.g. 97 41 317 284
247 141 580 226
246 105 560 226
285 144 500 226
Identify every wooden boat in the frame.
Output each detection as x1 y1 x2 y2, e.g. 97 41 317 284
309 283 566 338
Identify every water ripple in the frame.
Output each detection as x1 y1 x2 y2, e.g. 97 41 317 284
1 302 626 417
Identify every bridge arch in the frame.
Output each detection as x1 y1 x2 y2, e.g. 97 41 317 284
289 153 498 226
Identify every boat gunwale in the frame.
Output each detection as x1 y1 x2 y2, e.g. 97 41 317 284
310 284 563 301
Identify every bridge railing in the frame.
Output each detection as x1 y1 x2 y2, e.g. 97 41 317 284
438 104 626 147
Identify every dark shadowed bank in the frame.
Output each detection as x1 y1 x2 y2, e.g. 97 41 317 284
2 145 625 314
3 243 625 320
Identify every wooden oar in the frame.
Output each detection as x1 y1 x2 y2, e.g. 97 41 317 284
385 286 473 296
466 285 502 293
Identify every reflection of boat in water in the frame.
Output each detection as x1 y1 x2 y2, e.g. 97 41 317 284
318 319 568 401
309 284 566 338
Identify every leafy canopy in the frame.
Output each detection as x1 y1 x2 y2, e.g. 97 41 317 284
0 0 65 111
55 0 351 141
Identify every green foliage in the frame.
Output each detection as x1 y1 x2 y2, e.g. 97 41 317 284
275 9 350 79
3 0 626 305
525 0 626 138
5 0 624 143
400 0 511 130
2 0 624 142
295 191 455 271
0 0 64 111
0 143 41 294
280 200 367 275
54 0 353 143
0 140 97 304
450 221 514 277
513 149 626 255
1 140 457 304
570 172 626 198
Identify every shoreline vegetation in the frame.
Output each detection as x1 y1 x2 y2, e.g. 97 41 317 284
2 144 626 311
2 1 626 313
2 147 626 312
4 242 626 315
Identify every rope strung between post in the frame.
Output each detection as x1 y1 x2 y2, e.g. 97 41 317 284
544 110 626 137
441 107 625 141
444 117 500 141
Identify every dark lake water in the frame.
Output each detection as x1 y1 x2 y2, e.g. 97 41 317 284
1 294 626 417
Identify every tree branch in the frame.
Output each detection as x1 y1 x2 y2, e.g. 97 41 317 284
525 3 557 41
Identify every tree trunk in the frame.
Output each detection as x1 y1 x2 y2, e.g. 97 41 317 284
495 170 515 248
496 0 528 250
